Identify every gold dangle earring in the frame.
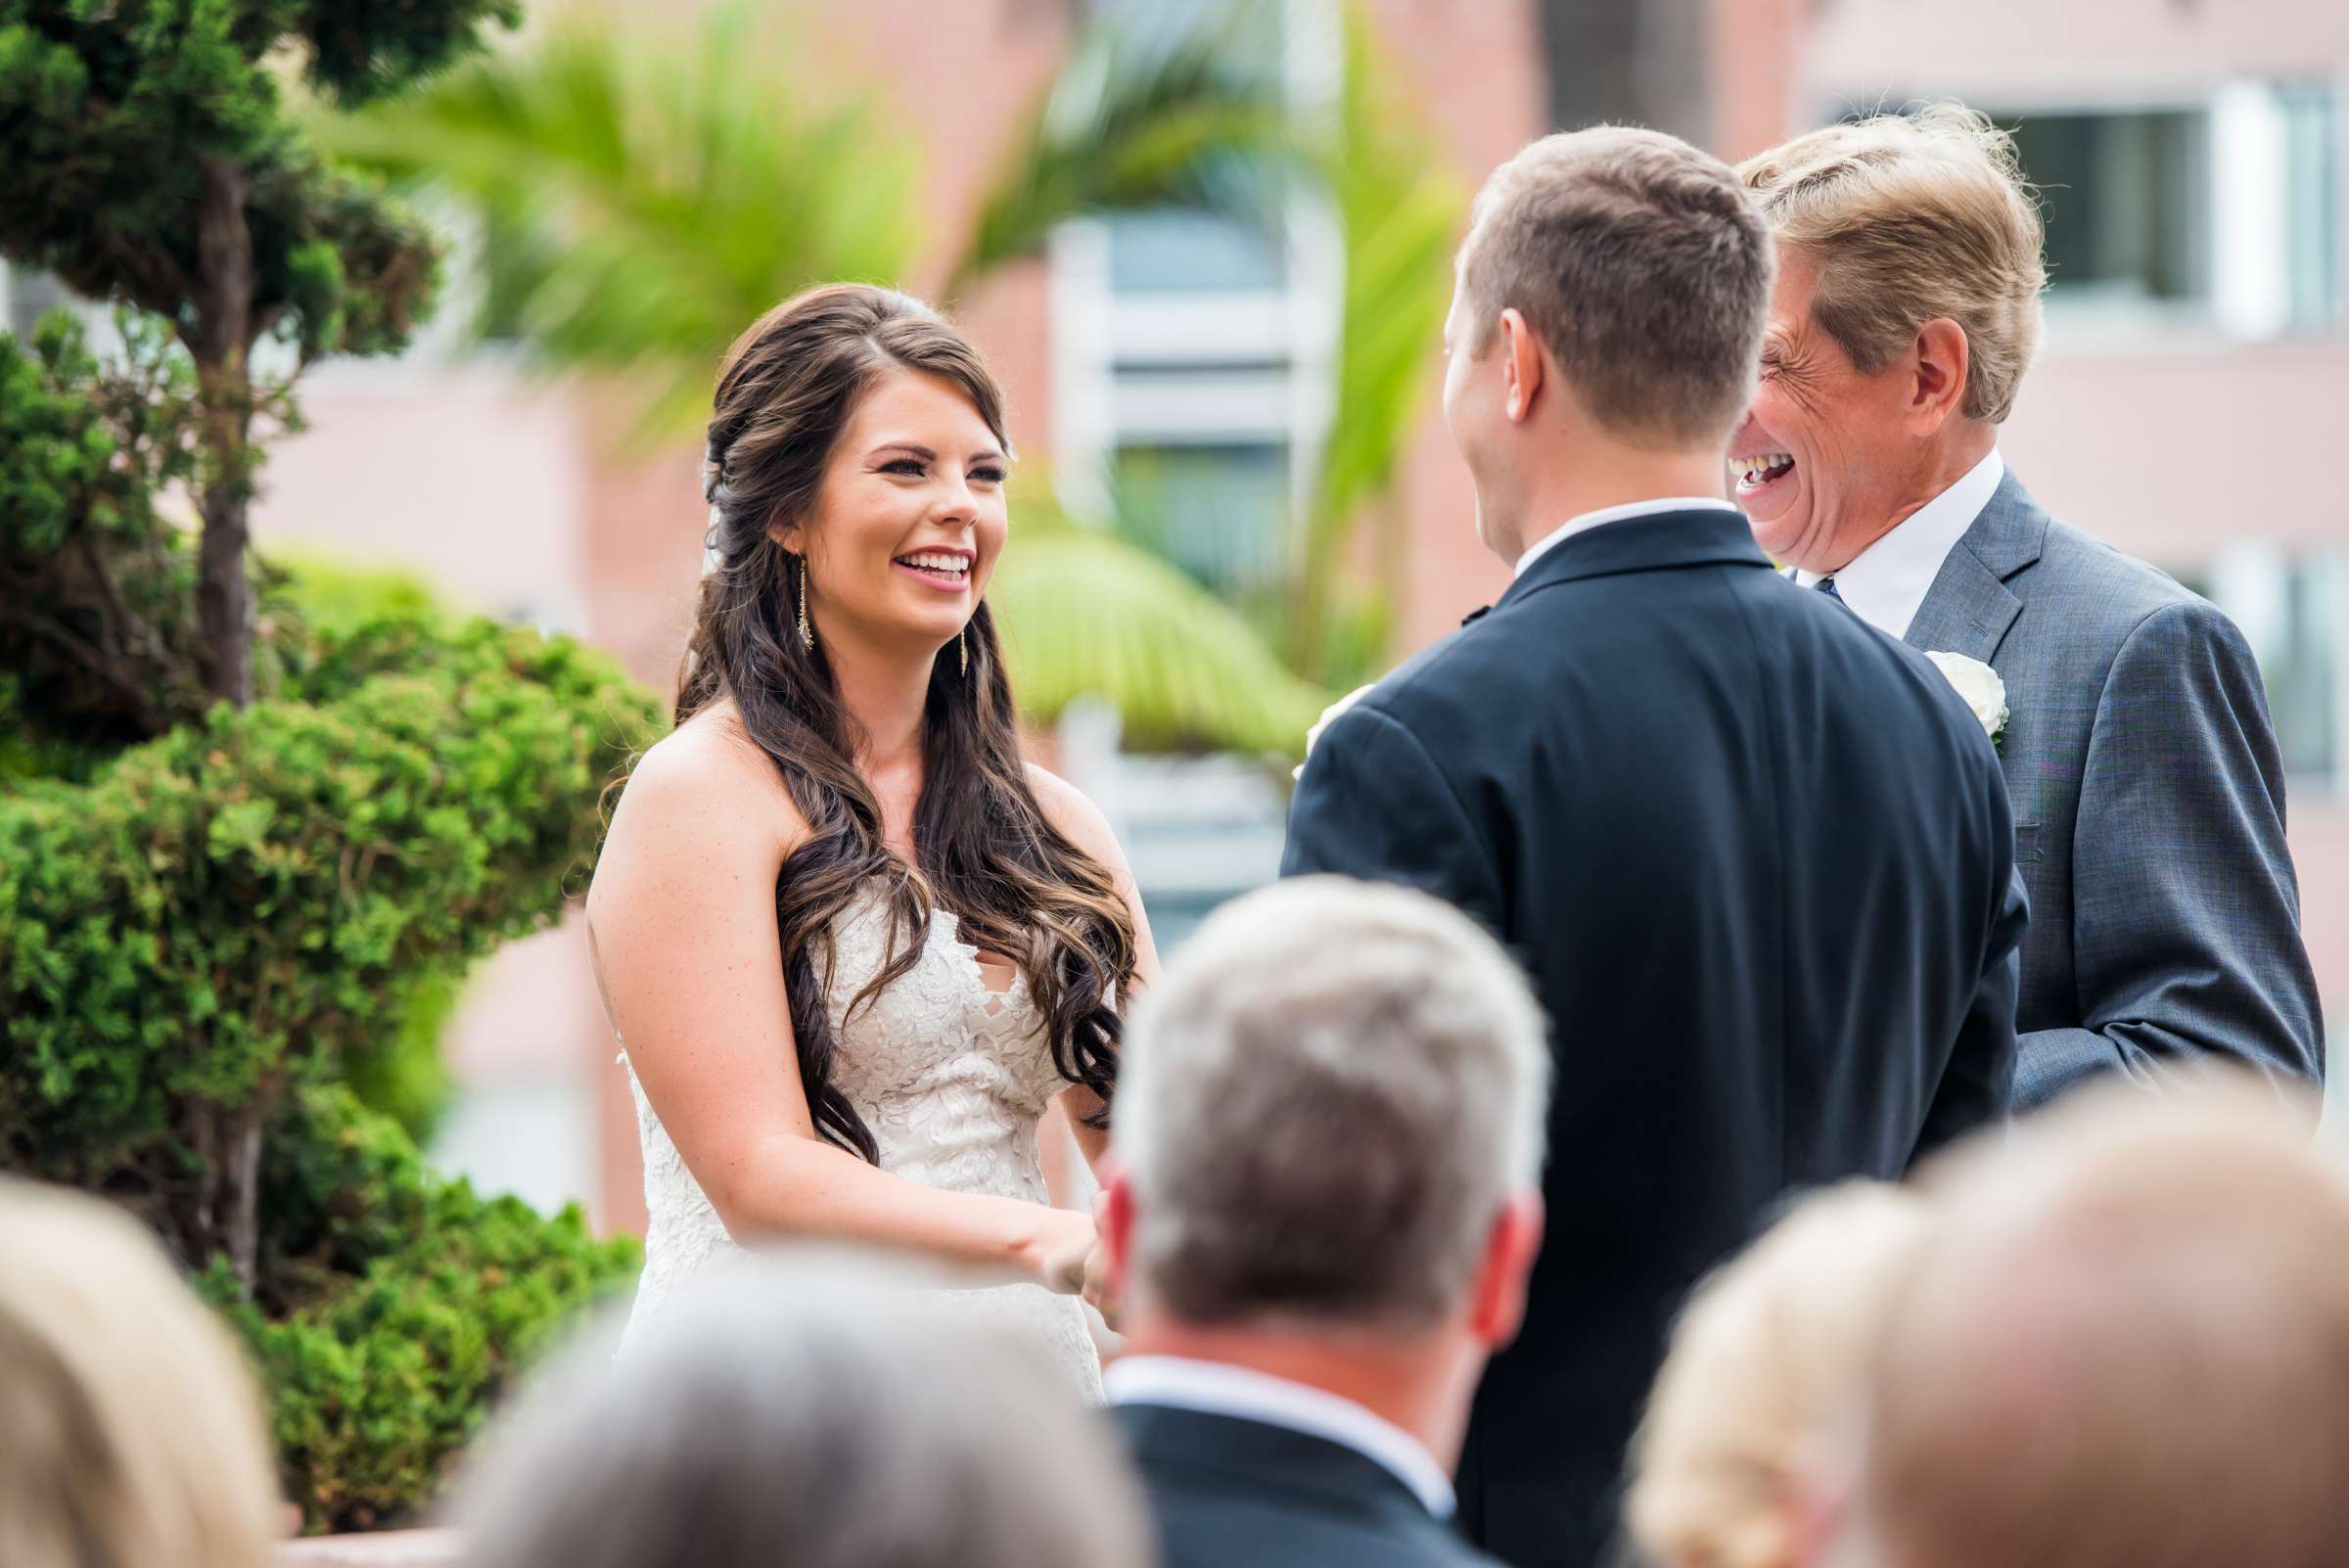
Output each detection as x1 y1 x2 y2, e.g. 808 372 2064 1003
796 557 814 650
958 624 969 678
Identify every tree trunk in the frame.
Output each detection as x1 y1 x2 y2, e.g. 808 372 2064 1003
192 155 257 710
184 1098 265 1297
218 1104 263 1292
188 155 262 1295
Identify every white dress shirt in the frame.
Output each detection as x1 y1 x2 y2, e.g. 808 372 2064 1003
1103 1355 1457 1518
1514 496 1743 580
1793 448 2005 638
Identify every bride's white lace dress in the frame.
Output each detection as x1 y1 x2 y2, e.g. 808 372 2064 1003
618 882 1101 1398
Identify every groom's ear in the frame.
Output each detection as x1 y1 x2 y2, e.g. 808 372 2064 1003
1904 316 1972 436
1498 306 1545 424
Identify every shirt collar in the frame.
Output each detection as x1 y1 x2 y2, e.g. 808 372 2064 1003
1102 1355 1456 1519
1514 496 1743 580
1793 448 2005 638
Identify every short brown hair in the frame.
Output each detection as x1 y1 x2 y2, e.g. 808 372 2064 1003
1738 104 2047 423
1457 126 1773 448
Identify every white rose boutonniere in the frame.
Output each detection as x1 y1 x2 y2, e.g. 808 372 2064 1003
1925 651 2008 748
1294 683 1378 782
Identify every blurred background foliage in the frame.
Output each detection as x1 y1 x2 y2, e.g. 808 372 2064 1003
325 0 1462 748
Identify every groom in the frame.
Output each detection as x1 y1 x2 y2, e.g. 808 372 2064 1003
1282 127 2026 1568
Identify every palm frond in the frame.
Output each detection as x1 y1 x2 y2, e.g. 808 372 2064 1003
1292 4 1463 683
990 501 1329 759
319 6 922 442
946 10 1312 295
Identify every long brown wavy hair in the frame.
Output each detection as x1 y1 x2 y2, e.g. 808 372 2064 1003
678 284 1133 1162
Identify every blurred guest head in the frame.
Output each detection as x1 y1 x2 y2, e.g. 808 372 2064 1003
1626 1182 1934 1568
0 1178 281 1568
1813 1075 2349 1568
459 1257 1149 1568
1102 876 1549 1467
1732 105 2045 573
1446 125 1774 565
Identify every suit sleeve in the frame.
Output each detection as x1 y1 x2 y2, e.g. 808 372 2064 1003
1918 856 2025 1160
1279 703 1506 939
2018 600 2325 1108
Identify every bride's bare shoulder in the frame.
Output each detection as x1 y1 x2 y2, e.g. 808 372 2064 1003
1023 762 1122 868
608 702 806 856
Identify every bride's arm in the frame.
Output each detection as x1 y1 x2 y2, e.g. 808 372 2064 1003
588 727 1090 1285
1027 765 1160 1174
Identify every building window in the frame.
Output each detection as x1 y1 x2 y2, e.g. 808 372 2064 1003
1988 85 2339 338
2197 548 2342 794
2280 83 2340 327
1051 0 1339 599
2009 110 2210 308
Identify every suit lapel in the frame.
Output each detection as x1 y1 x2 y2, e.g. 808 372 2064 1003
1903 468 2048 664
1904 548 2022 664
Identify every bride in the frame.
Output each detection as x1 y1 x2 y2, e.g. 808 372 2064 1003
586 283 1157 1396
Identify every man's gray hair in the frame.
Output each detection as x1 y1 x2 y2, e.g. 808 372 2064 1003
1115 877 1551 1327
456 1256 1149 1568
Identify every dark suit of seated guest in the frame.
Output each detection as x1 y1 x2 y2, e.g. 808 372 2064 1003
1087 877 1551 1568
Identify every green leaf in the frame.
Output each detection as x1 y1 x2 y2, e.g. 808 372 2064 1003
317 3 921 444
990 506 1329 758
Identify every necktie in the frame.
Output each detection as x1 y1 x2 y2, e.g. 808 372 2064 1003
1818 576 1845 603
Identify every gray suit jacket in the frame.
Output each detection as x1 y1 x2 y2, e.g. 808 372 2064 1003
1904 468 2323 1107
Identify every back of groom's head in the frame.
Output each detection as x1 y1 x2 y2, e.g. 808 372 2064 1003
1108 877 1549 1330
1457 125 1773 450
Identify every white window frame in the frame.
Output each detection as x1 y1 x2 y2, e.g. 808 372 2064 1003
2209 542 2345 801
1955 81 2339 345
1049 0 1343 534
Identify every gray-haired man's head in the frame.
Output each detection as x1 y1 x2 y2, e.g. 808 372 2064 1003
1109 876 1550 1329
456 1259 1149 1568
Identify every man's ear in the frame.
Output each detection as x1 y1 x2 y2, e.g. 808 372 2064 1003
1466 1190 1545 1348
1499 307 1545 424
1098 1165 1136 1298
1906 317 1972 436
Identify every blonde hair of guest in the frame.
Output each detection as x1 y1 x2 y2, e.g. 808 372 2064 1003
0 1178 281 1568
1625 1180 1935 1568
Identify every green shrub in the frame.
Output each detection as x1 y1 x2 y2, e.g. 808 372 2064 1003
203 1088 641 1534
1 310 657 1534
0 611 659 1247
2 2 644 1530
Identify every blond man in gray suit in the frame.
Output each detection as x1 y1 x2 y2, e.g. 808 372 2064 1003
1728 104 2322 1109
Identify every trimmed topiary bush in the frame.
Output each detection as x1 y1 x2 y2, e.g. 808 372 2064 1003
199 1087 640 1534
0 280 654 1534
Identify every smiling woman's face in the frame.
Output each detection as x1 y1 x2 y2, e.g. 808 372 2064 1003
782 366 1009 659
1727 249 1919 575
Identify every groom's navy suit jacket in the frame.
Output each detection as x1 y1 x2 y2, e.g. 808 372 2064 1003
1282 508 2025 1568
